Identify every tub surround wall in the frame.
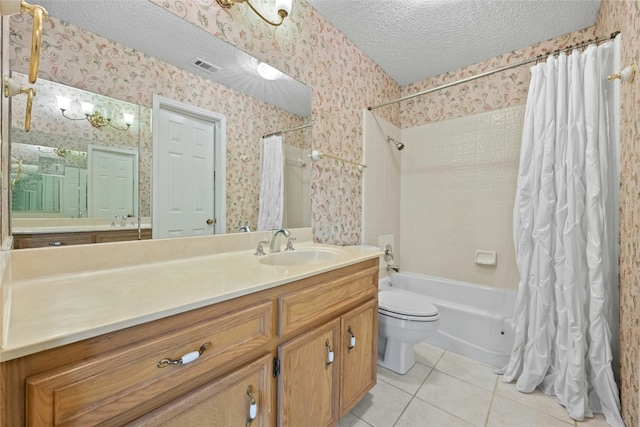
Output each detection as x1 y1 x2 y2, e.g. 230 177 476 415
400 105 524 290
596 1 640 425
362 110 402 278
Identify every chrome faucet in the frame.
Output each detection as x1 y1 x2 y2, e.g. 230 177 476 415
238 225 252 232
269 228 291 252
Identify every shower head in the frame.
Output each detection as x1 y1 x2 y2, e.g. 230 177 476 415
387 136 405 151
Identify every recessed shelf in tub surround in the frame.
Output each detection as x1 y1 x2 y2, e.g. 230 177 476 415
0 228 383 361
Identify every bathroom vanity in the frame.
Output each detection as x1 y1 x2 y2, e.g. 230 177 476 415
0 232 379 426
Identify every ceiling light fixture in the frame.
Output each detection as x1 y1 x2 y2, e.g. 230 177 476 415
257 62 282 80
56 96 134 131
216 0 292 27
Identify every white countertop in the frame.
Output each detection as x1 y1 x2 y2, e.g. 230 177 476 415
0 233 381 362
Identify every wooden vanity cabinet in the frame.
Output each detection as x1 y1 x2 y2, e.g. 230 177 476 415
0 258 378 427
276 264 379 426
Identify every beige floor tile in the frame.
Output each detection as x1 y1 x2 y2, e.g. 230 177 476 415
351 379 413 427
576 413 612 426
337 413 373 427
377 363 432 395
434 350 498 391
495 377 574 424
395 398 474 427
487 395 575 427
414 342 445 367
415 370 493 426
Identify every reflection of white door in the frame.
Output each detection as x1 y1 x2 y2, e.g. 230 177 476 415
88 146 138 219
153 96 226 238
61 166 79 217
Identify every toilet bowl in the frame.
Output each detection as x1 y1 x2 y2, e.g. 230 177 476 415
377 288 440 374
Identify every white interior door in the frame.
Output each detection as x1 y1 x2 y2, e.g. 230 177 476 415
88 146 138 219
153 100 224 239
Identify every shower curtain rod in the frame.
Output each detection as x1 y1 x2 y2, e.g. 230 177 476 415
263 122 312 138
367 31 620 111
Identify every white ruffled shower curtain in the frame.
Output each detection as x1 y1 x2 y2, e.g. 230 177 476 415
257 135 284 231
501 36 624 426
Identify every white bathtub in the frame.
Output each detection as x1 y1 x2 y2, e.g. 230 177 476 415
379 272 517 367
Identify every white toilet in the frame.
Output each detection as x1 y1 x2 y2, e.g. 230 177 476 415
377 288 440 374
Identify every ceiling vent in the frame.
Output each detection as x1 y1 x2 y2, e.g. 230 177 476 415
192 58 221 74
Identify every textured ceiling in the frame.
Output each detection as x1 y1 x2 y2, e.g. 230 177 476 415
33 0 602 108
306 0 602 86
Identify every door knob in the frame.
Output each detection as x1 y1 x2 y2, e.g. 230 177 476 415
206 218 214 225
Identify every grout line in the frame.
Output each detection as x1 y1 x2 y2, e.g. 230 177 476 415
392 396 415 427
482 375 500 427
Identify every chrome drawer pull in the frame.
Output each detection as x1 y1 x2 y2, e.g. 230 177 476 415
246 385 257 425
347 326 356 350
157 342 211 368
325 339 334 369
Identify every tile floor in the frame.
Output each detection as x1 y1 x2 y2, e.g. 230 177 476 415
339 343 611 427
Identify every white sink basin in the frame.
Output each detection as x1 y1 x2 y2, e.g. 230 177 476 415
259 248 343 266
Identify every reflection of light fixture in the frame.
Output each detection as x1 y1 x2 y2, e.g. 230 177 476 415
257 62 282 80
54 148 69 157
216 0 292 26
56 96 134 131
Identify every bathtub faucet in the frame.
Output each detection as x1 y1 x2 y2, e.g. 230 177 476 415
386 265 400 272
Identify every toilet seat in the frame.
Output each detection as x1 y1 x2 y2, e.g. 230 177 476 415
378 290 439 322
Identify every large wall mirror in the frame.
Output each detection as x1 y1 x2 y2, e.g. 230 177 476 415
8 0 312 245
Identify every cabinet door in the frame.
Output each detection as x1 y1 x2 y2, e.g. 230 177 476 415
130 353 273 427
340 299 377 417
278 319 340 427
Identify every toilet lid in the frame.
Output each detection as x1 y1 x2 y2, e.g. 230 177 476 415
378 290 439 318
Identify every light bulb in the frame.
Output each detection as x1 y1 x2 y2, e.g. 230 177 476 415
80 102 94 115
275 0 292 15
257 62 282 80
56 96 71 111
123 113 135 126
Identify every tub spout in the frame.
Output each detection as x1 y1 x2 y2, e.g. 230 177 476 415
386 265 400 272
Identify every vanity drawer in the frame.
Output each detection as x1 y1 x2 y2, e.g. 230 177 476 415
279 264 378 336
13 232 94 249
25 301 273 426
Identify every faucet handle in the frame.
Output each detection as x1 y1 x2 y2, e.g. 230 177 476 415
255 239 269 256
285 237 296 251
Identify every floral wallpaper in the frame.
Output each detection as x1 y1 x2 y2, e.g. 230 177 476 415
9 14 308 232
596 1 640 425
